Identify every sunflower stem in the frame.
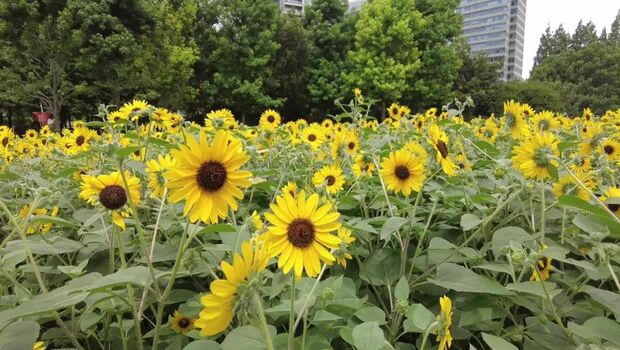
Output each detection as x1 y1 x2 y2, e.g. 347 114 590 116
152 219 190 350
533 265 572 340
288 273 296 350
374 156 396 217
540 180 546 244
252 292 275 350
605 259 620 292
419 321 438 350
293 263 327 330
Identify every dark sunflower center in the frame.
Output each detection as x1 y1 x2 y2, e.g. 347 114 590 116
582 127 587 133
287 219 315 248
326 175 336 186
458 163 465 169
75 135 85 146
196 161 227 192
604 145 614 155
608 203 620 212
348 142 355 150
132 107 141 112
178 318 190 328
308 134 317 142
417 121 423 128
2 137 9 147
436 140 449 159
99 185 127 210
114 116 120 121
361 164 369 172
395 165 410 180
267 115 275 123
392 108 398 115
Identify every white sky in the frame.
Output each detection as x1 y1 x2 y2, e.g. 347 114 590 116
522 0 619 78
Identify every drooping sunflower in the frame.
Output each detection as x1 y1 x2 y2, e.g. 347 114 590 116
119 99 150 119
436 296 453 350
511 132 559 180
259 109 281 131
503 100 529 139
570 154 592 175
261 191 341 278
387 103 401 119
552 174 593 201
169 311 195 334
18 204 59 235
312 164 345 194
205 108 235 130
414 116 426 133
281 181 298 198
531 256 553 281
146 154 177 199
352 154 375 178
33 342 46 350
164 130 252 224
195 240 269 336
600 187 620 216
79 171 141 230
334 227 355 268
600 138 620 161
380 149 425 196
428 124 458 177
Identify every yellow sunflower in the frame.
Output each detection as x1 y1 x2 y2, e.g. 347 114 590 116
600 138 620 161
511 132 559 180
205 108 235 130
600 187 620 216
70 127 93 154
119 99 150 120
300 124 324 150
249 210 264 233
436 296 453 350
312 164 345 194
570 155 592 175
282 181 298 198
403 141 428 164
146 154 177 199
380 149 425 196
428 124 458 177
353 154 375 178
503 100 529 139
334 227 355 268
18 204 59 235
398 105 411 119
108 111 129 124
164 130 252 224
477 122 499 144
552 174 593 201
414 116 426 133
259 109 281 131
354 88 363 102
531 257 553 281
261 191 341 278
532 111 560 132
195 240 269 336
169 311 195 334
79 171 141 230
33 342 46 350
387 103 401 119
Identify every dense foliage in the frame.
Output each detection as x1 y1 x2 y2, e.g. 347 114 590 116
1 94 620 350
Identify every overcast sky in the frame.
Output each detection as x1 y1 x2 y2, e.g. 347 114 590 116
522 1 619 78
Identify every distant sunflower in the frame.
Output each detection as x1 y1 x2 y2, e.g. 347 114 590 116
398 105 411 119
25 129 38 139
503 100 529 139
380 149 425 196
164 131 252 224
18 204 59 235
322 119 334 129
403 141 428 164
71 127 93 154
282 181 298 198
313 164 345 194
477 122 499 144
354 88 363 102
436 296 453 350
552 174 593 201
334 227 355 268
531 257 553 281
511 132 559 179
570 155 592 175
600 187 620 216
79 171 140 230
388 103 401 119
259 109 281 131
146 154 177 198
301 124 324 150
195 240 269 336
353 154 375 178
532 111 559 132
414 116 426 133
169 311 195 334
428 124 458 177
600 139 620 161
261 191 341 278
119 99 150 120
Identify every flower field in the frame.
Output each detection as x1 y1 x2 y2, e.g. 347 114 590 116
1 94 620 350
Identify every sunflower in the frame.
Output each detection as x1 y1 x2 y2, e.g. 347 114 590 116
205 108 235 130
428 124 458 177
249 210 264 233
583 107 593 122
282 181 298 198
398 105 411 119
503 100 529 139
353 154 375 178
600 139 620 161
119 99 150 120
552 174 593 201
108 111 128 124
313 164 345 194
33 342 46 350
354 88 363 102
259 109 281 131
532 111 559 132
300 124 324 150
600 187 620 216
414 116 426 133
70 127 93 154
334 227 355 268
455 153 471 171
531 257 553 281
380 149 425 196
146 154 177 199
343 133 360 155
261 191 341 278
425 107 437 120
511 132 559 180
436 296 453 350
477 122 499 144
570 155 592 175
79 171 140 230
18 204 59 235
25 129 38 139
169 311 195 334
164 131 251 224
403 141 428 164
388 103 401 119
195 240 269 336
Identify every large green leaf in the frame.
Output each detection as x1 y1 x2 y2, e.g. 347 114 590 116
506 281 559 298
354 306 386 325
460 213 482 231
183 340 222 350
0 321 39 350
352 322 386 350
482 333 518 350
403 304 435 333
379 216 408 240
221 325 276 350
568 316 620 346
491 226 530 257
428 263 512 295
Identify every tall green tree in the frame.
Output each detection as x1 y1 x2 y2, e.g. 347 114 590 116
609 10 620 45
533 26 553 68
570 20 598 50
550 24 571 54
345 0 423 116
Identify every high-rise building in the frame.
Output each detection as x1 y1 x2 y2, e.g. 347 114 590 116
457 0 526 81
276 0 305 15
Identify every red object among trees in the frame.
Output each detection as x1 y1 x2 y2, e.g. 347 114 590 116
34 112 51 126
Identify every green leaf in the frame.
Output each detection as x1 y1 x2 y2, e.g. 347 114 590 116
0 172 18 180
584 286 620 319
394 276 409 300
506 281 559 298
29 215 79 228
481 333 518 350
5 236 81 255
379 217 408 240
221 325 274 350
87 267 151 291
311 310 342 323
473 140 499 157
460 213 482 231
558 195 620 235
491 226 530 257
200 224 237 234
427 263 512 295
546 164 559 180
354 306 386 325
352 322 386 350
183 340 222 350
115 145 143 159
403 304 435 333
568 317 620 346
0 321 39 350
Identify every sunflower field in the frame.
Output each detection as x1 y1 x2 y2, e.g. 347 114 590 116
1 93 620 350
